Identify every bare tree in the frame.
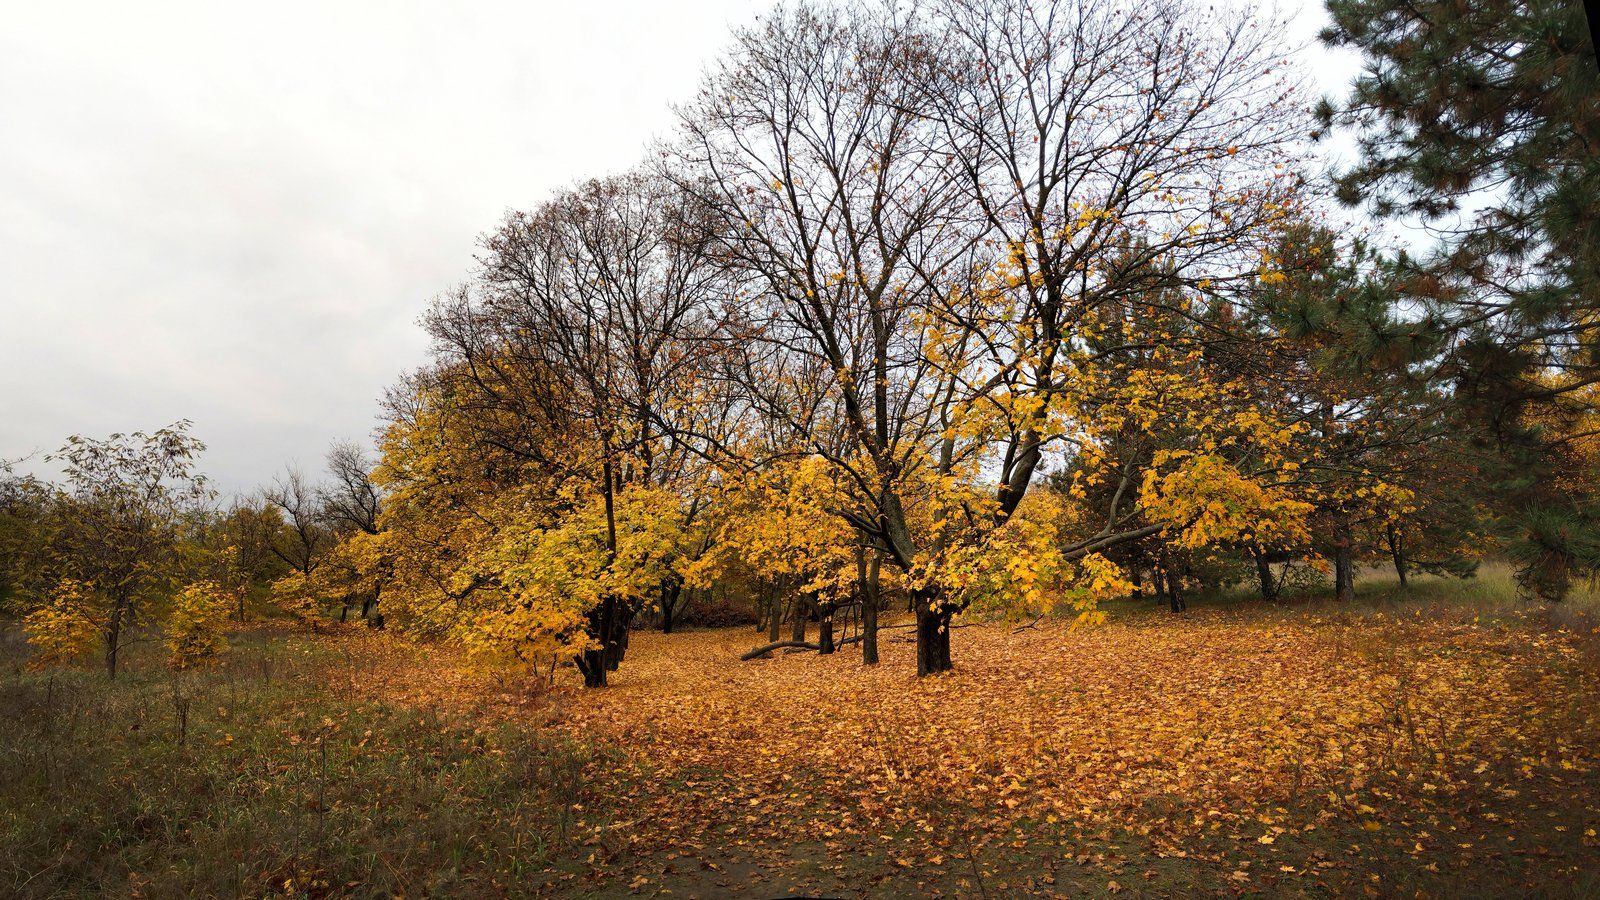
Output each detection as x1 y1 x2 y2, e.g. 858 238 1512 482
673 0 1309 672
321 441 382 536
262 469 331 578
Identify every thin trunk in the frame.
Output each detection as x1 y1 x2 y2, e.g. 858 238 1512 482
767 581 782 642
1388 524 1408 588
105 599 125 679
817 603 835 655
579 441 622 687
861 551 881 666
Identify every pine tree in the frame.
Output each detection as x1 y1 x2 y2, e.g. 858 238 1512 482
1319 0 1600 596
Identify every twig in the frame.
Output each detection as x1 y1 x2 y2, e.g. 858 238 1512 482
1011 615 1046 633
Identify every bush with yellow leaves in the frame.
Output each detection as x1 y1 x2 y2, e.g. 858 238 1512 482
23 579 102 669
166 580 233 670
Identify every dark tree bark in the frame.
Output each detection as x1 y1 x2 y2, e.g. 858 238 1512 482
607 606 634 671
577 652 606 688
660 575 683 634
1387 524 1408 588
1166 570 1186 613
1333 524 1356 602
577 594 628 687
1252 546 1278 601
817 603 835 654
766 581 782 642
860 549 880 666
790 593 808 643
913 588 952 675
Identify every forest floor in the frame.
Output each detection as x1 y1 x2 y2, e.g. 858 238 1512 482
4 570 1600 897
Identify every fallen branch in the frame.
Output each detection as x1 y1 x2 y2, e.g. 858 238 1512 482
741 634 864 661
741 640 821 660
1012 615 1046 633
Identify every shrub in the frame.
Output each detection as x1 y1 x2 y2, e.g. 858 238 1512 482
23 579 101 669
166 581 232 669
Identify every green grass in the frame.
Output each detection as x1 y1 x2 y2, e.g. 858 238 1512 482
0 628 594 898
1099 559 1600 625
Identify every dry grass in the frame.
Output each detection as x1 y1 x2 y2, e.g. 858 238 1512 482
0 628 591 898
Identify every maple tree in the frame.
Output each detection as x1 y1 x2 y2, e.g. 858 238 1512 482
688 457 864 657
340 171 733 686
21 579 101 669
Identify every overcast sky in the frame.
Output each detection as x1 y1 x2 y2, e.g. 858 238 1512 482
0 0 1359 496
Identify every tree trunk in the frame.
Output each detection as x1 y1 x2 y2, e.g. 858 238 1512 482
105 599 125 679
582 439 621 686
1387 524 1408 588
790 593 807 643
1333 525 1356 602
1166 569 1186 613
817 604 835 654
1130 564 1142 600
660 575 682 634
913 589 952 676
607 605 633 671
1253 547 1277 601
767 582 782 642
861 551 880 666
577 650 607 687
578 595 623 687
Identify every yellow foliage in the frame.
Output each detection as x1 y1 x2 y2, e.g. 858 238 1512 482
687 457 858 603
166 580 233 670
23 579 101 669
929 489 1130 626
270 571 322 626
1140 453 1314 550
453 485 687 676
